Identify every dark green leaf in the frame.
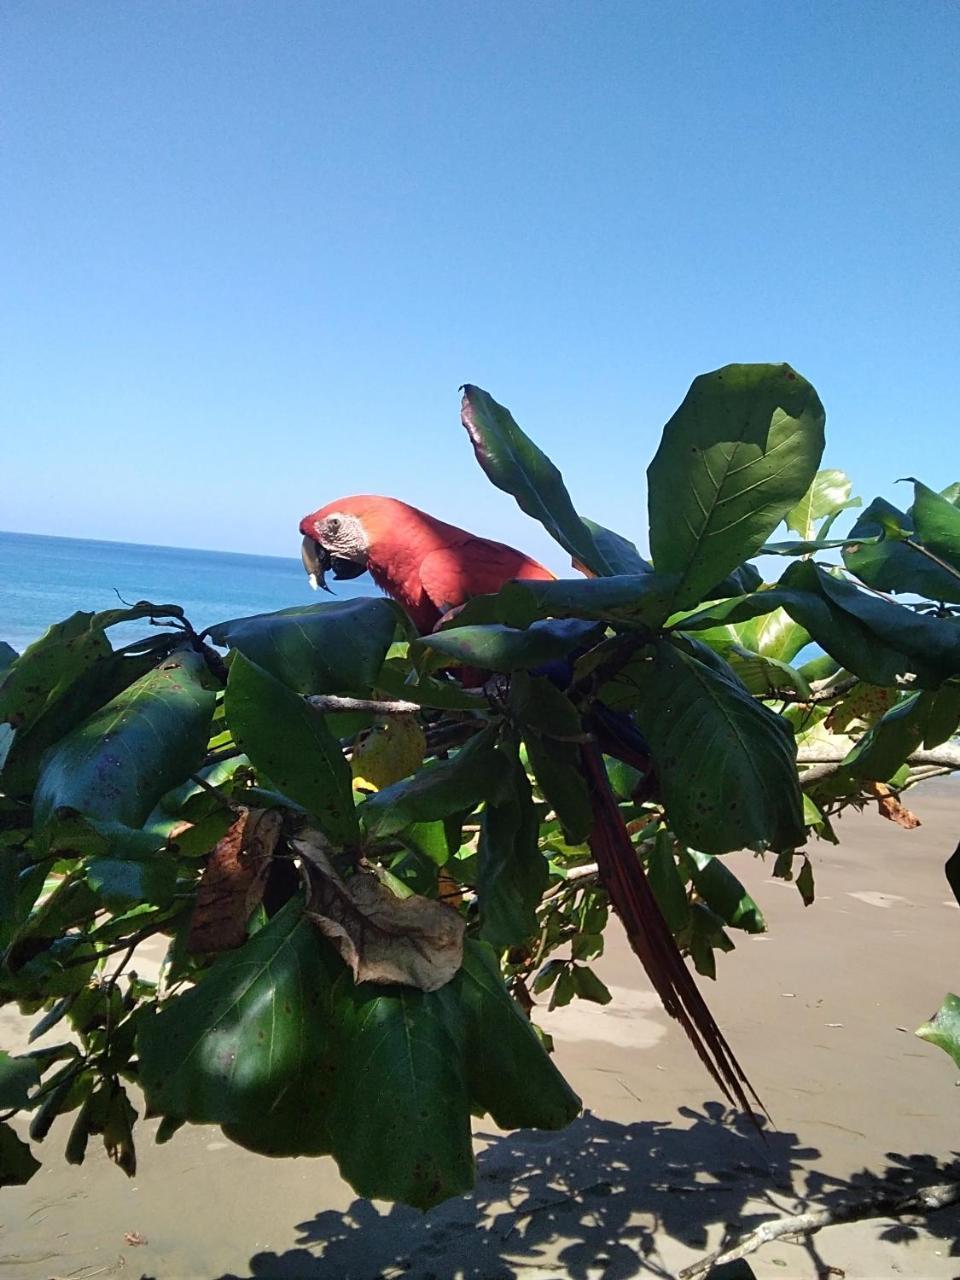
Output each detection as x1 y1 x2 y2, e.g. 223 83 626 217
684 850 765 933
648 363 825 609
646 833 691 933
1 648 164 798
704 562 763 600
85 856 178 907
0 1051 41 1108
620 639 804 854
139 900 339 1157
571 965 612 1004
207 598 400 695
0 1122 41 1186
498 573 681 628
416 619 599 673
460 385 610 575
0 614 112 734
581 519 651 575
477 749 547 949
795 855 815 906
33 648 216 847
916 993 960 1070
909 479 960 576
226 653 358 847
360 726 504 839
843 497 960 603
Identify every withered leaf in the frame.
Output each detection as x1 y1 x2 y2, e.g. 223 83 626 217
865 781 922 830
188 808 282 953
293 836 465 992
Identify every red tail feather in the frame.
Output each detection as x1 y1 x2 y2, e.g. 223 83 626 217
581 740 765 1127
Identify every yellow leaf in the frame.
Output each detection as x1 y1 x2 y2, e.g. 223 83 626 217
352 715 426 792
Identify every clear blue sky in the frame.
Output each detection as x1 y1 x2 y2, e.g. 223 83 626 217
3 1 957 570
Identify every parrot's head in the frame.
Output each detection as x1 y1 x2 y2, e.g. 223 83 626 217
298 497 374 592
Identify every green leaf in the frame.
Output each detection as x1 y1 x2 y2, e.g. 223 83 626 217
916 993 960 1070
139 900 340 1157
648 363 825 609
460 385 610 576
0 613 112 734
940 483 960 508
647 833 691 933
498 573 681 628
736 607 811 663
0 1051 41 1108
226 652 358 847
795 855 815 906
33 648 216 846
85 856 178 907
620 638 804 854
571 965 612 1005
684 850 765 933
207 598 400 695
909 479 960 577
415 619 599 673
510 675 592 845
360 726 504 839
704 562 763 600
844 497 960 604
1 648 164 798
581 519 651 575
0 1122 41 1187
785 469 856 540
477 748 547 949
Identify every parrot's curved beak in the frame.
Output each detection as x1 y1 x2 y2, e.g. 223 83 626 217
301 535 333 593
301 535 368 592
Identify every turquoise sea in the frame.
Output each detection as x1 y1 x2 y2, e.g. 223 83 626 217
0 530 379 654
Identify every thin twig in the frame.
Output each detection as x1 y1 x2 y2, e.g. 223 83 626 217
188 772 241 814
678 1178 960 1280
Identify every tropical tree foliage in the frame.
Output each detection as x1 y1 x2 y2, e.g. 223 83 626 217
1 363 958 1203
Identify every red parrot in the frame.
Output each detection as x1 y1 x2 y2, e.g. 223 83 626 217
297 494 762 1123
299 495 555 633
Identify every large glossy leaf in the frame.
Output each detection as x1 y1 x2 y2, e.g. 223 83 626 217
909 480 960 576
0 614 112 734
497 573 681 628
736 606 811 663
416 618 599 672
139 900 339 1158
476 747 547 949
225 653 358 847
1 649 164 798
843 498 960 604
683 850 765 933
33 648 216 845
785 469 856 539
916 993 960 1070
359 726 505 839
648 363 825 609
455 941 580 1129
619 638 804 854
140 902 577 1209
206 598 400 695
460 385 610 576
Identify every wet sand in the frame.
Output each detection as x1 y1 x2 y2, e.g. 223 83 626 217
2 782 959 1279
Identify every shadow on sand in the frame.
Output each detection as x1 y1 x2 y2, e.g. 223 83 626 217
216 1102 960 1280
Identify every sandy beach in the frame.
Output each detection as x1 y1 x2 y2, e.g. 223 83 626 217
2 781 958 1280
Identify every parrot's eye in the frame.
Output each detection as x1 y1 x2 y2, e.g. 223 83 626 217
326 517 341 533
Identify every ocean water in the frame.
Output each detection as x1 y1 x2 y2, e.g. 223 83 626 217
0 530 379 654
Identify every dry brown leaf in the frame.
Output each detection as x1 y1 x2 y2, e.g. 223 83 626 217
865 780 922 830
293 836 465 992
188 808 282 953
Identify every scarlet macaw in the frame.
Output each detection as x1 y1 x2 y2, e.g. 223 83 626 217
298 494 762 1121
299 495 554 634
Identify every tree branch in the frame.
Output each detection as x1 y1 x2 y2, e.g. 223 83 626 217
797 744 960 788
678 1178 960 1280
306 694 422 715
